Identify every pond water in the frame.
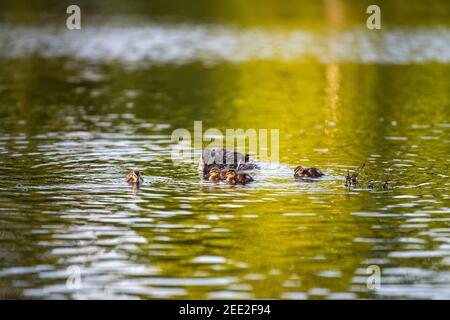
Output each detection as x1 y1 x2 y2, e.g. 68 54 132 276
0 16 449 299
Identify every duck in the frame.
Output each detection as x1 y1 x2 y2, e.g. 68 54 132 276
198 148 258 178
225 169 254 185
126 170 144 185
294 166 324 178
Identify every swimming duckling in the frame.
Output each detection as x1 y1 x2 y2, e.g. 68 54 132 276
224 169 237 185
203 165 223 181
219 168 229 180
236 172 254 184
208 166 222 183
126 170 144 185
294 166 324 178
225 169 254 185
345 163 365 187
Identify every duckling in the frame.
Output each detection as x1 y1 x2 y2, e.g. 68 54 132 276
225 169 237 185
203 165 222 181
225 169 254 185
219 169 228 180
345 163 365 187
126 170 144 185
208 166 222 183
294 166 324 178
236 172 254 184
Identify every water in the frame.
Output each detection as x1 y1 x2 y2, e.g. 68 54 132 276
2 24 449 64
0 17 449 299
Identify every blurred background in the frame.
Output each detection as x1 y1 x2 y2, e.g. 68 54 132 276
1 0 449 26
0 0 449 299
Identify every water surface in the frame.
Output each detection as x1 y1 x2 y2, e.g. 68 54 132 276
0 19 449 299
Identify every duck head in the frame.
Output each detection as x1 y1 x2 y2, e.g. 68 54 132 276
294 166 305 177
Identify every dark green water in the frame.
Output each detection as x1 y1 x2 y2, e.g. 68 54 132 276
0 1 449 299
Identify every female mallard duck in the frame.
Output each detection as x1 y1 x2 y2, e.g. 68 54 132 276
225 169 254 185
126 170 144 185
294 166 324 178
199 148 258 179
